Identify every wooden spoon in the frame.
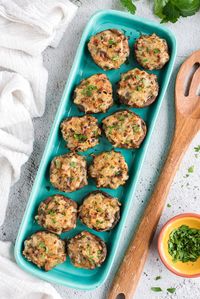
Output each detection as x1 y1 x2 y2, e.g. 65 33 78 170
108 50 200 299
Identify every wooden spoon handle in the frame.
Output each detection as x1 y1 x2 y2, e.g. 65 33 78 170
108 119 199 299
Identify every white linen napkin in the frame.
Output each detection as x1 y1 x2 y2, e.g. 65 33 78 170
0 240 62 299
0 0 77 226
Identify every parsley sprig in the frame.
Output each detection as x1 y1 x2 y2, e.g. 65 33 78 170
120 0 200 23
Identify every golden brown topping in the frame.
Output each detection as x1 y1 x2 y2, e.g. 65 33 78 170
102 110 147 149
74 74 113 113
23 231 66 271
60 115 101 151
50 153 88 192
79 191 121 231
134 33 169 70
89 150 128 189
67 231 107 269
88 29 130 70
117 68 159 108
35 194 77 234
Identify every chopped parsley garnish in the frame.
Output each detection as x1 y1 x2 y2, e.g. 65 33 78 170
55 159 61 169
188 165 194 173
167 203 171 208
167 288 176 294
48 210 56 216
133 124 141 133
155 275 161 280
107 125 118 133
70 161 77 167
168 225 200 263
112 55 119 61
136 86 142 91
143 58 148 62
74 133 87 142
194 145 200 152
39 242 48 253
119 115 125 121
39 242 46 248
153 48 160 54
81 85 97 97
151 287 162 292
108 39 116 45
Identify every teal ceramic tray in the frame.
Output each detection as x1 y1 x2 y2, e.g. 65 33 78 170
15 10 177 290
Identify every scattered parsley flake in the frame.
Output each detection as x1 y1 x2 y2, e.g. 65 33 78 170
154 48 160 54
188 165 194 173
155 275 161 280
151 287 162 292
167 288 176 294
194 145 200 152
167 203 171 208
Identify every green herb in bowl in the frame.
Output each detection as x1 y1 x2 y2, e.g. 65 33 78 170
168 225 200 263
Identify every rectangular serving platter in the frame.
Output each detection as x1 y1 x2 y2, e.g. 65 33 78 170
15 10 177 290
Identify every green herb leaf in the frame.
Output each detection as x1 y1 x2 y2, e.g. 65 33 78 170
174 0 200 17
154 48 161 54
48 210 56 216
133 124 141 133
151 287 162 292
136 86 142 91
70 161 77 167
120 0 137 14
39 242 46 248
112 55 119 61
119 116 125 121
194 145 200 152
155 275 161 280
81 85 97 97
108 39 116 45
55 159 61 169
188 165 194 173
154 0 168 18
167 288 176 294
154 0 200 23
74 133 87 142
167 203 171 208
162 2 180 23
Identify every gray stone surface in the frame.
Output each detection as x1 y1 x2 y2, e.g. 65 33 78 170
0 0 200 298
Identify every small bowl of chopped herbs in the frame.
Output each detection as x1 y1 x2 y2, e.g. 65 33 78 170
158 213 200 278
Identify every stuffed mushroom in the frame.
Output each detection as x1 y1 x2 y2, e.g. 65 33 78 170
50 153 88 192
35 194 78 234
23 231 66 271
74 73 113 113
134 33 169 70
89 150 129 189
102 110 147 149
79 191 121 231
117 68 159 108
88 29 130 70
60 115 101 152
67 231 107 269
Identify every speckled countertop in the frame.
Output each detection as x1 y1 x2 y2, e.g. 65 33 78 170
0 1 200 298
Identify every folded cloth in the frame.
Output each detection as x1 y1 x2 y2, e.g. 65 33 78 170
0 240 62 299
0 0 77 226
